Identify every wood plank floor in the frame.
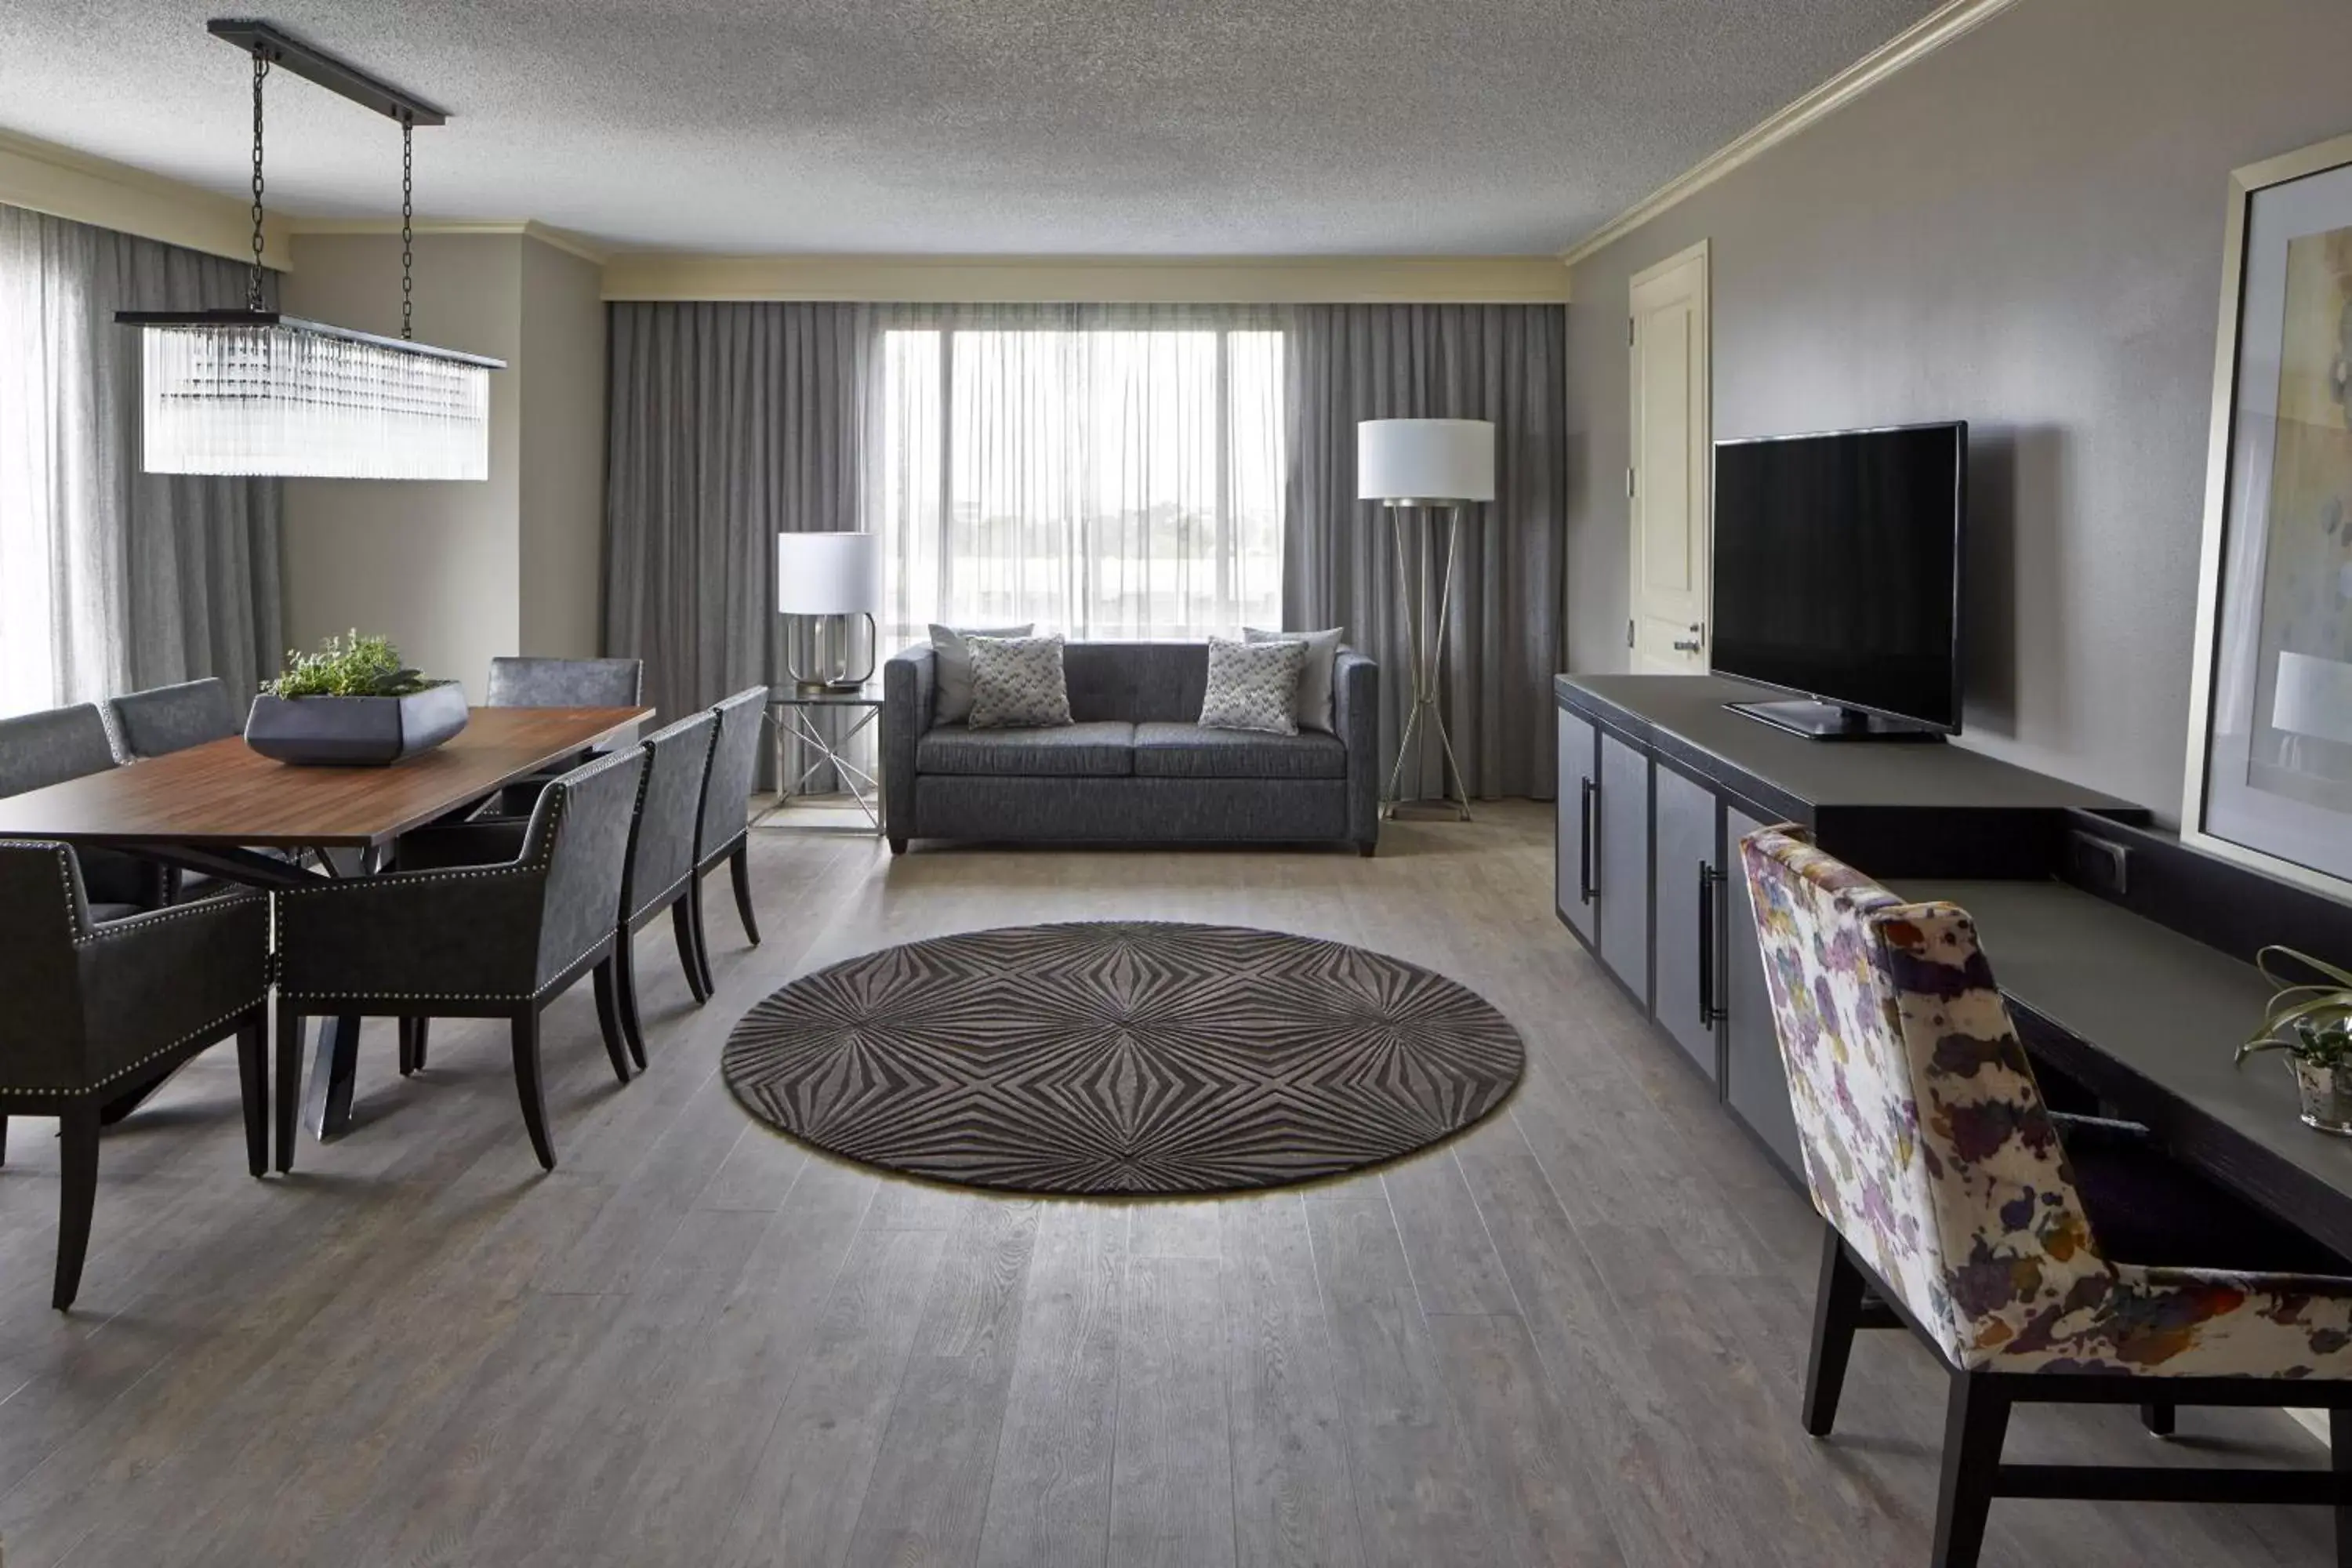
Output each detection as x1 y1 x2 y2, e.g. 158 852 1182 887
0 802 2334 1566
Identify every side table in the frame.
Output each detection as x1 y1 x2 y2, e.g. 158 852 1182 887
758 683 884 835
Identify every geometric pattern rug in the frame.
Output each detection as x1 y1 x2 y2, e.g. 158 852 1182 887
720 921 1525 1196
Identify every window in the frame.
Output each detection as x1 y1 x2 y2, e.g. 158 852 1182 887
876 322 1284 644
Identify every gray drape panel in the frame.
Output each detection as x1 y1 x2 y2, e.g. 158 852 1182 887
1283 304 1566 801
0 205 282 710
603 301 874 728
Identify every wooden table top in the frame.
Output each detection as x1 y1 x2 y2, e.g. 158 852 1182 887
0 706 651 849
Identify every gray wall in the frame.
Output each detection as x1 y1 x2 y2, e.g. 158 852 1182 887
1564 0 2352 819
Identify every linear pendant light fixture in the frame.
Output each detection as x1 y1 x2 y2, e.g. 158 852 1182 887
117 20 505 481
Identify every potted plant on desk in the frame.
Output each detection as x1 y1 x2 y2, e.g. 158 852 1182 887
2237 946 2352 1135
245 631 470 765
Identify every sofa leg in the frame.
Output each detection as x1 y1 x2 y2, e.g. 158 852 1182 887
1357 840 1377 858
888 836 908 856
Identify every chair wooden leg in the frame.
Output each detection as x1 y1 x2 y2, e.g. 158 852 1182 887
397 1018 417 1077
672 897 710 1006
2332 1406 2352 1568
274 996 303 1174
53 1102 101 1311
729 840 760 946
1 1112 10 1165
412 1018 430 1072
510 1012 556 1171
1803 1224 1867 1438
235 1015 269 1179
1930 1371 2011 1568
2140 1402 2176 1438
615 938 649 1074
593 959 632 1084
688 877 717 998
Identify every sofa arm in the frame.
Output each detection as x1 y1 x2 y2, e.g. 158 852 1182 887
1334 648 1380 849
883 646 937 840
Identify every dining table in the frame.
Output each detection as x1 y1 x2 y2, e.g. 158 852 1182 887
0 704 651 1141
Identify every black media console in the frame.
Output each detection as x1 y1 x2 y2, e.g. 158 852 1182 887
1554 672 2352 1258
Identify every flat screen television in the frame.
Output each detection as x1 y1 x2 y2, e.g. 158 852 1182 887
1711 421 1966 739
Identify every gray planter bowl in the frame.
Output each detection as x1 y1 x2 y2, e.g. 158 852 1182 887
245 684 470 766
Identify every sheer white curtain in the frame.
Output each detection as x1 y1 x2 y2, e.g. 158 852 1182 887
871 304 1284 647
0 205 281 720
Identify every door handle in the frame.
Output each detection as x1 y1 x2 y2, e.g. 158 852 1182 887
1697 862 1726 1028
1577 778 1598 905
1671 623 1704 654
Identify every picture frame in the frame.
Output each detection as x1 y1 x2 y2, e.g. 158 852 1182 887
2183 129 2352 902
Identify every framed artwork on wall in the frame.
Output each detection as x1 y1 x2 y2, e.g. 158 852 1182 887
2184 130 2352 902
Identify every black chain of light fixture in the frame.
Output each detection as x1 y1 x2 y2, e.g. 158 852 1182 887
247 44 270 312
399 115 414 340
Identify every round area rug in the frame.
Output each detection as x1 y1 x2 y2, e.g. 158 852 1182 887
721 921 1525 1196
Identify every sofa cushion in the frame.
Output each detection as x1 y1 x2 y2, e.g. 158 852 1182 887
918 721 1136 777
1131 722 1347 780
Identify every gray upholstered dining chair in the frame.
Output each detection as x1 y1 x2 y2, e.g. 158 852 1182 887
0 840 270 1309
397 709 717 1075
0 704 164 916
273 747 648 1172
107 677 241 759
480 656 646 816
679 685 769 998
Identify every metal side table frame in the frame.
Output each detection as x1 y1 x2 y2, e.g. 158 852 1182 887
757 684 885 836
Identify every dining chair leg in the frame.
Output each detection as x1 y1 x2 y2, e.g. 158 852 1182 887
2140 1402 2176 1438
593 959 632 1084
615 938 649 1074
510 1012 556 1171
412 1018 430 1072
688 877 717 998
235 1015 269 1179
1930 1371 2010 1568
397 1018 417 1077
1 1113 9 1165
53 1102 101 1312
1803 1224 1866 1438
672 898 710 1006
729 840 760 946
274 996 303 1174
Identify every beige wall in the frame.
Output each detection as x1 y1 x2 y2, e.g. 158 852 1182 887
281 231 607 699
1562 0 2352 818
519 239 607 659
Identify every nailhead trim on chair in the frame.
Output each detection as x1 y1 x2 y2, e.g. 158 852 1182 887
0 1000 263 1098
0 838 263 946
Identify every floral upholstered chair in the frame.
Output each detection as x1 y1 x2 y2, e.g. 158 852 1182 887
1740 825 2352 1568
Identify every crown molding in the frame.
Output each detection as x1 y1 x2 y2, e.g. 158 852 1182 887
599 252 1573 304
287 216 612 265
1559 0 2021 269
0 127 293 268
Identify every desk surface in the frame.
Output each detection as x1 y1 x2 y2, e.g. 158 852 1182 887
0 706 649 849
1890 875 2352 1245
1561 674 2143 815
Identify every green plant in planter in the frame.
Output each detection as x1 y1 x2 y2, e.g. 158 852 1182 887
2235 945 2352 1069
266 631 443 699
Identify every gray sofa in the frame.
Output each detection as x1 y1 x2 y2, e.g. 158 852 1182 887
883 641 1379 855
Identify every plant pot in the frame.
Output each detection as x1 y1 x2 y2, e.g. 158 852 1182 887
2290 1054 2352 1136
244 684 470 766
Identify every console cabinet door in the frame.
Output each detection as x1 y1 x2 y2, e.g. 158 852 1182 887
1595 730 1651 1004
1723 806 1805 1181
1555 707 1598 945
1651 762 1720 1082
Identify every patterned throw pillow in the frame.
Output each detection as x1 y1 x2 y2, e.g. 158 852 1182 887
1244 626 1344 734
966 633 1074 728
929 622 1033 724
1199 637 1307 735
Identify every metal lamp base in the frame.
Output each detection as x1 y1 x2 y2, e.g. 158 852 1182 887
785 612 878 693
1382 503 1472 822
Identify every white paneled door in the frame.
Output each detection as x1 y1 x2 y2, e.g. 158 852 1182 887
1628 241 1711 673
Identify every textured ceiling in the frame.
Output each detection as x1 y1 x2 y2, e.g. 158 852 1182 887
0 0 1946 255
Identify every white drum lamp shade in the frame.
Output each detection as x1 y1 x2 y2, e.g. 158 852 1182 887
1357 419 1496 506
776 531 883 615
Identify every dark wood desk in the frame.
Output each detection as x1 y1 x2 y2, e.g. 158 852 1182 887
0 706 651 1138
1893 877 2352 1261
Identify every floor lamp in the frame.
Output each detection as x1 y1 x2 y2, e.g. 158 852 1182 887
1359 418 1495 821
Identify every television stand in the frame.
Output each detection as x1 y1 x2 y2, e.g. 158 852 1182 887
1726 698 1945 742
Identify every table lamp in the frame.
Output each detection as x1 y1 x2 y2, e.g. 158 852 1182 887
1359 417 1495 821
777 531 883 692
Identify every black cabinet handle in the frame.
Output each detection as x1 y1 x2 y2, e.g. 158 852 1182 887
1697 862 1725 1028
1577 778 1598 905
